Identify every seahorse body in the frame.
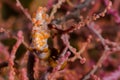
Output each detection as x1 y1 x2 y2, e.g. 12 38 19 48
31 7 50 59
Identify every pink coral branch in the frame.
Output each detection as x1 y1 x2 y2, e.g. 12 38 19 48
61 34 87 64
87 22 107 49
68 36 91 63
8 31 23 80
82 50 110 80
0 43 9 63
19 68 28 80
103 0 120 24
16 0 32 21
50 0 66 19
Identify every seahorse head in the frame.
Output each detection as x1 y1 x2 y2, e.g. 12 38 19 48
32 7 50 26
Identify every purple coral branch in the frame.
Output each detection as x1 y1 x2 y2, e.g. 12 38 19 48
82 21 120 80
102 66 120 80
46 0 55 10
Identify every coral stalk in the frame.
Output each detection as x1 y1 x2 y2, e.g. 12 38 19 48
8 31 23 80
